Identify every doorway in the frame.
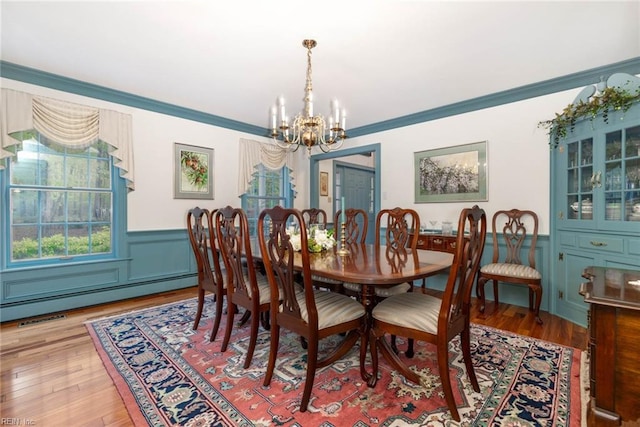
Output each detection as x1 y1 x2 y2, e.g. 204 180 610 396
335 161 376 242
309 143 381 242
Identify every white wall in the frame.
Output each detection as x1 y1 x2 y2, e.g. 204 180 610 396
3 78 583 234
335 91 580 234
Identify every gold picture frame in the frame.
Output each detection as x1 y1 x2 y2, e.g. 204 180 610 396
320 171 329 196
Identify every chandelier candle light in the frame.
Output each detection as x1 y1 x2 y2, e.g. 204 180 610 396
270 39 347 154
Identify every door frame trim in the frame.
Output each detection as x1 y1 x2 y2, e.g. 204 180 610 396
309 143 381 214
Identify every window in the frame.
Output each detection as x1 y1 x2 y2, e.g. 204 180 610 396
8 133 113 264
242 165 293 236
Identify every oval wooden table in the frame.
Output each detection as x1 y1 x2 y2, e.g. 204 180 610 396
287 243 454 385
295 243 453 304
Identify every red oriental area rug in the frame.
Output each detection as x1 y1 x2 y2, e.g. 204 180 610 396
86 296 583 426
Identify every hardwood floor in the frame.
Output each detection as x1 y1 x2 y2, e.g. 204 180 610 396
0 287 588 426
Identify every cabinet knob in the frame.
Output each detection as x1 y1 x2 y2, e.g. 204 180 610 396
589 241 607 247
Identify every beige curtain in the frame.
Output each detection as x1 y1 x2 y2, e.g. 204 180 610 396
238 138 297 196
1 88 135 190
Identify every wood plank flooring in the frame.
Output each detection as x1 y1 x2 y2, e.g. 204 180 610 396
0 287 588 426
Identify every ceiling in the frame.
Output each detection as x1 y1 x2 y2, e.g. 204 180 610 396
2 1 639 132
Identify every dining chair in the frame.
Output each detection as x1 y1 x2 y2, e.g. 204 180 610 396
186 207 226 341
258 206 367 413
343 207 419 299
476 209 543 324
213 206 272 369
369 205 487 422
301 207 328 228
343 207 419 354
334 208 368 245
301 207 343 293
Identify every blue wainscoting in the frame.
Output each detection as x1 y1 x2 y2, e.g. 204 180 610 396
1 230 553 324
0 229 197 322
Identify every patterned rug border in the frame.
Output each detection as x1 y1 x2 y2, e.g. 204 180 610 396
86 297 586 426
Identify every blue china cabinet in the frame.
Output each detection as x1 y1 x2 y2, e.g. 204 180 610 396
550 73 640 327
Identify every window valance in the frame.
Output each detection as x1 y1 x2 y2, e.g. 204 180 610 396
238 138 297 196
1 88 135 190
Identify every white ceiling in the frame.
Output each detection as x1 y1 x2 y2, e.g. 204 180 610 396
2 1 639 131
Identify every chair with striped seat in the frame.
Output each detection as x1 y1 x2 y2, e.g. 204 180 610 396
476 208 543 324
258 206 367 413
369 205 487 422
213 206 273 369
343 207 420 355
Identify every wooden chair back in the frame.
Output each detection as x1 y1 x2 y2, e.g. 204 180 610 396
441 205 487 336
213 206 259 305
375 207 420 250
259 206 314 331
301 208 328 228
335 208 368 244
490 209 539 267
213 205 271 368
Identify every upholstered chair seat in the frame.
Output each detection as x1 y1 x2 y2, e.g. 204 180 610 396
372 292 441 334
480 263 541 279
242 272 272 304
294 288 365 329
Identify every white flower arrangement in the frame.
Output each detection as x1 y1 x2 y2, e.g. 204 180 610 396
288 228 336 253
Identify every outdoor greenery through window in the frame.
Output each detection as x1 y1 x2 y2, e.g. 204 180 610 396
8 133 113 263
243 165 292 237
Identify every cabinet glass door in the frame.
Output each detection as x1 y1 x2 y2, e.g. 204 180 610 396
566 138 593 221
606 125 640 223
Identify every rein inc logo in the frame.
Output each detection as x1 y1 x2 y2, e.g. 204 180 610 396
1 419 35 425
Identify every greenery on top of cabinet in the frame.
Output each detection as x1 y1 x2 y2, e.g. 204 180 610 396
540 86 640 147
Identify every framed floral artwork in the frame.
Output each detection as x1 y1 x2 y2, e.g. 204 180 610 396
174 143 214 199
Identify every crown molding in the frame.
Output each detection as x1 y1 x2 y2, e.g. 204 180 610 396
3 57 639 138
348 57 640 137
0 61 265 136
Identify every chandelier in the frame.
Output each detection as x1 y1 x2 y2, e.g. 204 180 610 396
270 39 347 154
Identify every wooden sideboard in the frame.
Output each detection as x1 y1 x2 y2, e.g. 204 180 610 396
412 233 459 254
580 266 640 426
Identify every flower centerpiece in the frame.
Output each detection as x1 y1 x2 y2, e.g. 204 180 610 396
289 227 336 253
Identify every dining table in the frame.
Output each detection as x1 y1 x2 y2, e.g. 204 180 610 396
294 243 453 309
250 239 454 385
249 240 453 310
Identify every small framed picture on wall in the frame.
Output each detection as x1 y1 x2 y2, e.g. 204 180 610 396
320 171 329 196
174 143 214 199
